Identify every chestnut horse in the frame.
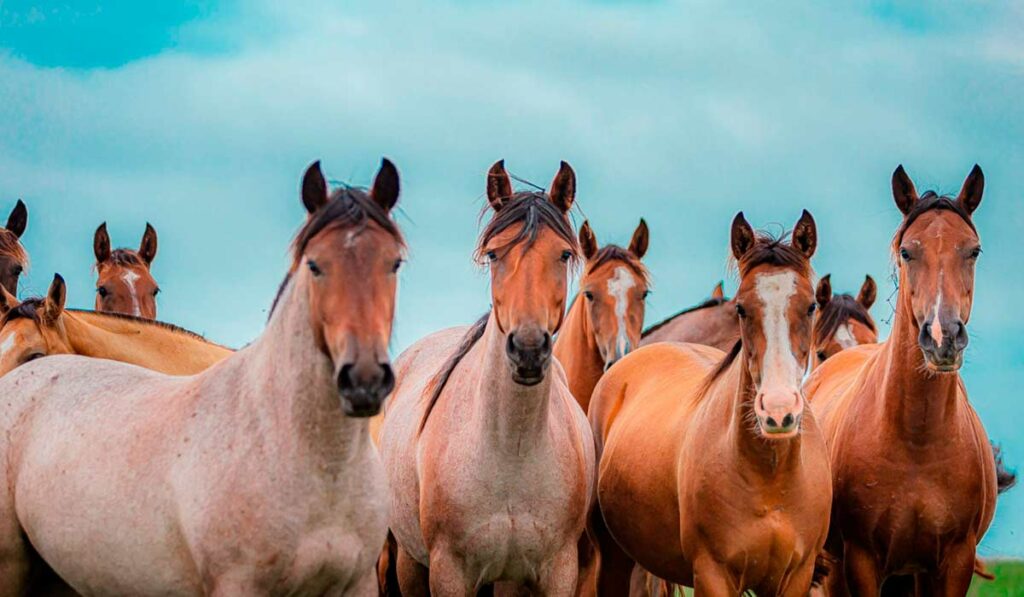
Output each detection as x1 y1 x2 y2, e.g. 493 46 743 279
379 161 595 595
811 274 877 371
94 222 160 318
0 159 403 594
0 200 28 296
0 275 231 377
805 165 997 596
554 219 650 411
640 281 738 351
589 211 831 596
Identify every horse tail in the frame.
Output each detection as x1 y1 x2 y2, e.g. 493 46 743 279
993 442 1017 494
377 531 401 596
811 551 835 588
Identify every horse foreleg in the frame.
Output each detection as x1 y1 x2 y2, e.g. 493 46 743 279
691 555 737 597
396 545 430 597
589 509 634 597
533 542 579 596
842 543 881 597
0 479 29 596
917 543 976 597
427 549 476 597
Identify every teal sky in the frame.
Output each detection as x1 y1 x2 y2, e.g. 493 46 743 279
1 1 1022 555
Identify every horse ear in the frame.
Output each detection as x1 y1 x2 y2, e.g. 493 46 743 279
371 158 400 213
629 218 649 259
42 274 66 324
816 274 832 308
578 221 598 260
94 223 111 264
858 275 877 309
710 281 725 301
730 212 755 260
487 160 513 211
548 161 576 214
792 210 817 258
6 200 27 238
0 285 17 316
301 160 329 215
139 223 158 266
891 164 919 215
956 164 984 215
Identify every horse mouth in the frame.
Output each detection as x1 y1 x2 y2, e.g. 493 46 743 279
339 396 384 418
921 351 963 374
511 367 545 386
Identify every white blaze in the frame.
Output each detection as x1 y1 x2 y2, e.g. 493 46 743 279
122 270 142 317
834 323 857 349
929 292 943 346
0 332 17 359
607 266 637 358
755 271 802 390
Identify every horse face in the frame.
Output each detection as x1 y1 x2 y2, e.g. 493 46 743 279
300 160 402 417
813 318 876 368
0 276 71 376
0 200 28 296
811 275 878 370
94 223 160 319
731 211 817 439
892 165 983 372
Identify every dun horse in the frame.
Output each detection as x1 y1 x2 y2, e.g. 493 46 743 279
640 281 737 351
0 200 28 296
806 165 997 595
811 274 877 371
379 161 595 595
588 211 831 596
0 275 231 377
0 159 403 594
93 222 160 319
553 219 650 411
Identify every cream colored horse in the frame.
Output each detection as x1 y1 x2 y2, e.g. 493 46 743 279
0 159 404 595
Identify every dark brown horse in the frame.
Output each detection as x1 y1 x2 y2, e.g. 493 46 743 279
0 200 28 296
640 281 738 351
811 274 877 371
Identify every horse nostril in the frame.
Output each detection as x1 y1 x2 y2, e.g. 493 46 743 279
781 413 794 428
336 363 355 391
765 416 779 429
379 363 395 396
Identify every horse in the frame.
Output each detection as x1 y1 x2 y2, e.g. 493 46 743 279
0 158 404 595
93 222 160 319
588 211 831 596
379 160 595 595
0 200 28 296
640 281 738 351
811 274 877 371
805 165 996 595
0 274 231 377
553 218 650 411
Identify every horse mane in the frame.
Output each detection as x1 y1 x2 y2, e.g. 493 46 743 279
891 191 976 254
586 245 649 282
0 297 43 327
474 191 578 264
642 296 728 338
814 293 876 345
101 249 146 268
0 229 28 268
420 312 490 433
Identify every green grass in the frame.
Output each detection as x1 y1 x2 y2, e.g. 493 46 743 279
969 561 1024 597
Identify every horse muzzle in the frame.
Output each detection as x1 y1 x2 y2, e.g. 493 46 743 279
336 361 395 417
918 318 968 372
506 329 552 386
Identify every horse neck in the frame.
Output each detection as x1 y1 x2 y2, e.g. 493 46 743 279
553 295 603 409
238 275 371 465
471 311 555 453
875 282 962 440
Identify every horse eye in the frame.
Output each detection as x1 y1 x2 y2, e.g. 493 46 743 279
583 291 594 301
899 248 912 261
11 265 22 276
807 304 817 317
307 260 323 276
736 304 747 318
391 258 404 273
24 352 45 363
96 287 109 298
817 351 828 362
560 250 573 263
485 250 498 262
643 290 651 299
968 247 982 260
153 288 161 297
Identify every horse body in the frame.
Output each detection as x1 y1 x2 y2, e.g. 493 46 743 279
639 283 738 352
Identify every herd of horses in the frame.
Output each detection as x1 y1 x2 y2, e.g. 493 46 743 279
0 158 1013 596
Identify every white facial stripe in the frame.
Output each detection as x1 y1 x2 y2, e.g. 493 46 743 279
929 286 943 346
755 271 802 389
0 332 17 359
122 270 142 317
607 266 637 357
834 323 857 349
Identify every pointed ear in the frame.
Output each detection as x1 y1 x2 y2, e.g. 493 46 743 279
486 160 513 211
371 158 400 213
139 223 158 266
792 209 817 258
816 274 832 308
956 164 984 215
5 200 27 238
710 281 725 301
858 275 877 310
730 212 755 260
93 223 111 264
548 161 576 213
629 218 649 259
301 160 329 214
0 285 17 316
578 221 598 260
891 164 918 215
42 274 66 324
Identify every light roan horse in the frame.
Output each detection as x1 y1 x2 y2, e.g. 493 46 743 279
640 281 738 351
810 274 877 371
0 158 404 595
0 274 231 377
553 218 650 411
94 222 160 319
379 160 595 595
0 200 28 296
588 211 831 596
805 165 998 596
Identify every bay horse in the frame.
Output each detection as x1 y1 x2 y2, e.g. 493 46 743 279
553 218 650 411
379 160 595 595
588 211 831 596
93 222 160 318
0 158 403 595
805 165 997 596
0 274 231 377
811 274 877 371
640 281 738 351
0 200 28 296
